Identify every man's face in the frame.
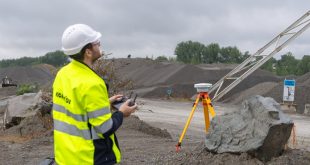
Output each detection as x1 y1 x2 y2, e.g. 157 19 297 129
90 41 102 62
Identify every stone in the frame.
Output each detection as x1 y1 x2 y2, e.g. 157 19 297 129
4 91 42 128
205 95 293 161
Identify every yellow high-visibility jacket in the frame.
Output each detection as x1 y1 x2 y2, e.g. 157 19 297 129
53 60 123 165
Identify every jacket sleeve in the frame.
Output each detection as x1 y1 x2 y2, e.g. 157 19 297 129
103 111 123 137
83 82 123 136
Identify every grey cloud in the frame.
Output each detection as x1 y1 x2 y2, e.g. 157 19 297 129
0 0 309 59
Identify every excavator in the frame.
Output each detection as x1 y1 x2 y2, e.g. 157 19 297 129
1 76 17 87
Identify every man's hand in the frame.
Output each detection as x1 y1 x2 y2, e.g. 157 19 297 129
109 94 123 104
119 100 137 117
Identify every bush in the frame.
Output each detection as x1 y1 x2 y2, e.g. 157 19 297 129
155 56 168 62
16 84 38 95
92 59 133 95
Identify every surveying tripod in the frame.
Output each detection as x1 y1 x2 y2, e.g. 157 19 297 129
176 91 216 151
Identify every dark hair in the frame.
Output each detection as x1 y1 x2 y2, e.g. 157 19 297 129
69 43 93 61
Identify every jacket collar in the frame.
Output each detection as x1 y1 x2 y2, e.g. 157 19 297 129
71 59 94 71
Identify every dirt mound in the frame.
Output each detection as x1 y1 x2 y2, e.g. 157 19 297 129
153 141 310 165
112 58 185 88
111 58 231 88
164 64 222 85
220 70 310 113
0 86 17 99
142 84 196 98
108 58 310 113
219 69 281 101
2 112 171 140
154 68 280 100
296 72 310 85
223 82 278 104
0 64 55 87
265 72 310 113
197 63 239 70
112 58 281 100
156 142 310 165
3 111 53 138
267 84 310 113
122 115 172 139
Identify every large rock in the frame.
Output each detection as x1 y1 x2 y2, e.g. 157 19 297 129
4 91 43 128
205 95 293 161
0 98 9 115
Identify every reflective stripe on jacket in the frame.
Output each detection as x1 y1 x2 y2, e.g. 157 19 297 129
53 60 121 165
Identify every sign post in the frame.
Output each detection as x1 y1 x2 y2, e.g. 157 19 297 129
281 79 297 112
283 79 295 102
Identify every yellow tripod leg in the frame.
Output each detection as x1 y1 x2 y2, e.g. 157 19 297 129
202 95 210 133
206 94 216 118
176 93 200 151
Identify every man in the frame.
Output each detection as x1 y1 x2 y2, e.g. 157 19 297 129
53 24 137 165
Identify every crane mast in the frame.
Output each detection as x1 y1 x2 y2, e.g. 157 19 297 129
210 11 310 102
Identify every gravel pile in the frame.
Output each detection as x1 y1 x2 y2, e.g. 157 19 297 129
223 82 278 104
0 86 17 99
266 73 310 113
0 64 55 87
112 58 281 100
122 115 172 139
112 58 310 113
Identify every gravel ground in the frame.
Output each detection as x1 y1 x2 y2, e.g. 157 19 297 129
1 98 310 165
1 59 310 164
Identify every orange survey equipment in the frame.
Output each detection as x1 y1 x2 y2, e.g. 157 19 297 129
176 83 216 152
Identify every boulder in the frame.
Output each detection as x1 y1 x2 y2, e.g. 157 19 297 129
4 91 42 128
0 98 9 115
205 95 293 161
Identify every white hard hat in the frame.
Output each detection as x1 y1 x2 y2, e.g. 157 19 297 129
61 24 102 55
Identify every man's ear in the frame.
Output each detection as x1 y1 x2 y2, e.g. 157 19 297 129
85 49 92 58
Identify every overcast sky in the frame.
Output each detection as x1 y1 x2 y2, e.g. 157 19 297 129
0 0 309 60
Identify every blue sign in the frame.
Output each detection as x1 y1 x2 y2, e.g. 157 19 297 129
283 79 295 102
284 80 295 86
167 87 172 96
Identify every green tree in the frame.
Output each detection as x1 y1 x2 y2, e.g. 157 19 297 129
155 56 168 62
0 50 68 68
168 57 176 62
261 57 277 73
219 46 243 63
203 43 220 63
16 83 39 95
174 41 252 64
174 41 205 64
296 55 310 75
39 50 68 67
241 51 251 62
276 52 299 76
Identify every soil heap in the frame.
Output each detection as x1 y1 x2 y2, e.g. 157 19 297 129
111 58 310 113
265 72 310 113
111 58 280 99
0 64 55 87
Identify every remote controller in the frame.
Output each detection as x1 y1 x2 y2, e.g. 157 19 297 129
112 93 137 110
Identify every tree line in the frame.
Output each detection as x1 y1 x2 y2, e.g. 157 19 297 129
174 41 249 64
174 40 310 76
1 41 309 76
0 50 68 68
261 53 310 76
